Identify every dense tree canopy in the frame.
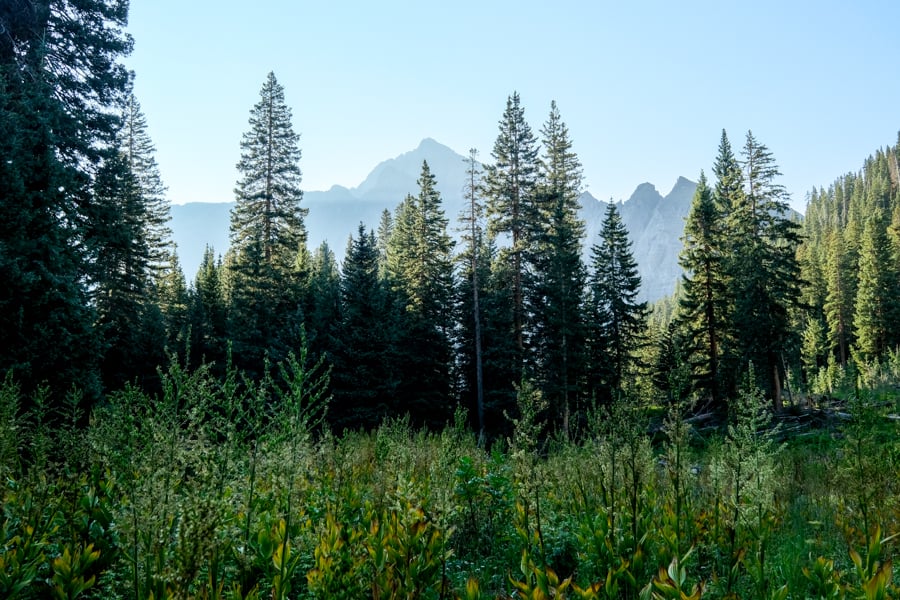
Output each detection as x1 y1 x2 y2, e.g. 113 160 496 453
5 2 900 439
0 0 133 401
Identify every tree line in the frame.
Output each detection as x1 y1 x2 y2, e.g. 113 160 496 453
3 1 899 440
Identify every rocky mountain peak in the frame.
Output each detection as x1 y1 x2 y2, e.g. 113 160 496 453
170 140 698 303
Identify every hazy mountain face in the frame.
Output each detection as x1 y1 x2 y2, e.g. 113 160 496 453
169 139 695 302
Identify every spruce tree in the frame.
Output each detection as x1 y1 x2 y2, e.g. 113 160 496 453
709 131 744 396
823 230 855 366
480 238 520 436
385 162 456 426
305 242 342 366
853 212 898 363
332 225 396 429
156 248 190 352
484 92 540 363
87 150 158 388
530 101 587 434
0 0 132 400
119 92 173 274
457 148 487 439
676 172 729 411
587 203 647 404
376 208 393 276
713 129 744 217
228 72 308 369
86 92 174 389
231 71 307 269
188 246 228 368
727 131 802 406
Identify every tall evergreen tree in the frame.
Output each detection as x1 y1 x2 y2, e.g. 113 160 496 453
823 229 855 366
727 131 802 406
853 212 898 363
119 92 172 274
587 203 647 404
709 130 744 395
385 162 456 426
481 239 520 435
0 0 132 400
530 101 587 434
676 172 729 410
156 247 189 352
304 241 342 366
86 92 173 389
457 148 487 439
376 208 394 276
484 92 540 364
713 129 744 217
228 72 308 369
231 71 307 269
87 150 157 388
332 225 397 429
188 246 228 368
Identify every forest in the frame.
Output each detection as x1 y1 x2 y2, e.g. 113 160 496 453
4 2 900 599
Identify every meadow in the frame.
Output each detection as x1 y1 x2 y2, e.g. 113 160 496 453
3 352 900 599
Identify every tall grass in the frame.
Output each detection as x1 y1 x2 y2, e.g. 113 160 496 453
2 355 900 599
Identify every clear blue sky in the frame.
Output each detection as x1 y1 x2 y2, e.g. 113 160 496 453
126 0 900 213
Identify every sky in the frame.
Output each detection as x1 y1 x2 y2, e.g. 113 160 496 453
125 1 900 214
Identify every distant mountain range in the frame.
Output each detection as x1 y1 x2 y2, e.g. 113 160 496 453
170 139 698 303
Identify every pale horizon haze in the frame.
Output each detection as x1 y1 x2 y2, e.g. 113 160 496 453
126 1 900 214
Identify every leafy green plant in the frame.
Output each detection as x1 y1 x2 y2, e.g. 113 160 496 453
306 511 369 599
49 544 100 600
847 526 895 600
640 553 703 600
803 556 845 599
510 551 572 600
575 509 636 598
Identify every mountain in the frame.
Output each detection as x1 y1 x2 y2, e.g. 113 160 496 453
169 139 696 302
592 176 697 302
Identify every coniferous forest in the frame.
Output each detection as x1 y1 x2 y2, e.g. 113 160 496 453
5 3 900 599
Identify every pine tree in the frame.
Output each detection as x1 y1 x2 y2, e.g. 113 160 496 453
530 101 587 434
484 92 540 363
305 241 342 366
801 315 826 379
188 246 229 368
385 162 456 426
156 248 189 352
87 150 156 388
823 230 854 366
457 148 487 439
480 239 520 436
119 92 173 274
376 208 393 276
231 72 307 269
332 225 396 429
676 172 729 411
228 72 308 369
587 203 648 404
713 129 744 217
853 212 898 363
86 92 174 389
0 0 132 400
727 131 802 406
709 131 744 396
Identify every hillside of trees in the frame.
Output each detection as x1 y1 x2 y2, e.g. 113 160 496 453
4 2 900 599
5 19 899 436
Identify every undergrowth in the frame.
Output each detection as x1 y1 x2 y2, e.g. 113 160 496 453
2 353 900 599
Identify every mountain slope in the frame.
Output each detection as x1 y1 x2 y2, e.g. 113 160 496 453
169 139 696 301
